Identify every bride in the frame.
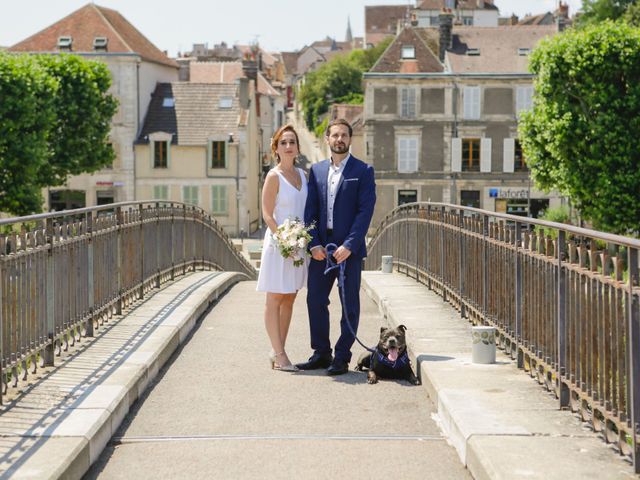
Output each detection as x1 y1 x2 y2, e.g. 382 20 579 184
256 125 308 371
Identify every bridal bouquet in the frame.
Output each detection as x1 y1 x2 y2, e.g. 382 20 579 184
272 218 314 267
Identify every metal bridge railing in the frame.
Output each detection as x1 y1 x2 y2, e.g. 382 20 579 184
0 201 256 404
365 202 640 471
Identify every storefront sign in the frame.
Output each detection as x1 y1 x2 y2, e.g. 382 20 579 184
488 188 529 199
96 181 113 186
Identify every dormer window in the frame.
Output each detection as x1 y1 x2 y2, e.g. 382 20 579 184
401 45 416 59
467 48 481 56
162 97 175 107
219 97 233 109
57 36 73 51
517 48 531 56
93 37 108 51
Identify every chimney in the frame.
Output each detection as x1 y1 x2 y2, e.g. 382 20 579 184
242 59 258 82
439 10 454 62
238 77 250 109
556 16 566 32
556 1 569 19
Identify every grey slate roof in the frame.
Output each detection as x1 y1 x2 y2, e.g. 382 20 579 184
369 25 556 74
448 25 555 73
138 82 242 146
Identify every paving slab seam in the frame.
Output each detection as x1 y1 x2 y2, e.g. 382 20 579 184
361 271 636 480
0 271 247 480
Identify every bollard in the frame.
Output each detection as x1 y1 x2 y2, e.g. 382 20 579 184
381 255 393 273
471 326 496 364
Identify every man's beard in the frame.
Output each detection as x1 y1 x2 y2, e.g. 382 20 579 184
330 143 349 154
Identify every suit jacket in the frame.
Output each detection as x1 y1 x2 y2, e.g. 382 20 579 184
304 155 376 259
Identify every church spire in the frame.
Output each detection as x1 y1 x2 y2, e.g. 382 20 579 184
345 16 353 43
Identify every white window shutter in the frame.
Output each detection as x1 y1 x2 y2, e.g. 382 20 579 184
473 87 481 119
503 138 515 173
480 138 492 172
451 138 462 172
463 87 481 120
398 136 418 173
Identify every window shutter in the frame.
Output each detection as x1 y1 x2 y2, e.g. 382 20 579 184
503 138 515 173
516 86 533 116
398 136 418 173
451 138 462 172
463 87 480 120
480 138 492 172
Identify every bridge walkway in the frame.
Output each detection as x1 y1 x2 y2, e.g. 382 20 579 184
85 279 468 479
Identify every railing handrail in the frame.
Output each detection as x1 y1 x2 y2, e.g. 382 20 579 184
373 202 640 249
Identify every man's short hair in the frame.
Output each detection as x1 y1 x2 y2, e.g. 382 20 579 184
325 118 352 138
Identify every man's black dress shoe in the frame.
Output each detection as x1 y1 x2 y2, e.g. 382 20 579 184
327 359 349 376
296 353 332 370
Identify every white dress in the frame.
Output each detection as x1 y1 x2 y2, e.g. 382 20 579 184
256 168 308 293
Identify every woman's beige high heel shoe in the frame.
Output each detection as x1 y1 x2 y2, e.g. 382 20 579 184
273 352 299 372
269 350 276 368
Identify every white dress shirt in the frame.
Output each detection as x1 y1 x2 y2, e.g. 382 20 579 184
326 154 350 229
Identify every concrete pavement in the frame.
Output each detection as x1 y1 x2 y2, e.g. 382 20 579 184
85 280 469 480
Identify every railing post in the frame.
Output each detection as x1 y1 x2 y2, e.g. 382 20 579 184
116 206 123 316
139 205 145 299
156 203 161 288
86 212 94 338
627 247 640 473
183 205 187 276
459 209 465 318
482 215 489 319
170 204 175 281
0 242 4 404
557 230 569 407
441 206 447 302
44 218 55 366
514 221 523 365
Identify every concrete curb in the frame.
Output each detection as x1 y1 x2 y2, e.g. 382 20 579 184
0 271 246 480
361 271 635 480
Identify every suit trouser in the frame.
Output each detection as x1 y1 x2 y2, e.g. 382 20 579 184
306 252 362 363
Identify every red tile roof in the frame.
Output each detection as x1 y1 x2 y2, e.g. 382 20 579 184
190 61 279 96
371 27 443 74
8 3 177 68
365 5 411 34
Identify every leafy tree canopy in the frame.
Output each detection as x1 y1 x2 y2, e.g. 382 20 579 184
518 21 640 235
0 54 117 216
298 38 391 131
577 0 636 26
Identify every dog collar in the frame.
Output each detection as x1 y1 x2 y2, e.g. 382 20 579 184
375 347 410 370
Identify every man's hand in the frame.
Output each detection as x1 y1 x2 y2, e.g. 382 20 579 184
311 246 326 261
333 246 351 264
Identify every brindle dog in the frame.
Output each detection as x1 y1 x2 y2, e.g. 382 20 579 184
355 325 420 385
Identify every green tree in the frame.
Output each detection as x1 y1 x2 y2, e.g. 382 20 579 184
518 21 640 235
578 0 635 26
0 54 117 216
0 54 57 215
298 38 391 131
624 2 640 25
37 55 118 187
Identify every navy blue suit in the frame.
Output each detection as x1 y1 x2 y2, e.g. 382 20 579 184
304 155 376 363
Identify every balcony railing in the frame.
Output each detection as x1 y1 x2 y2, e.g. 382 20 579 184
365 202 640 471
0 201 256 404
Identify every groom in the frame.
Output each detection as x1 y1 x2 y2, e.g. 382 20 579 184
296 118 376 375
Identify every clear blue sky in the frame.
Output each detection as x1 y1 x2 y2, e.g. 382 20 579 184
0 1 582 55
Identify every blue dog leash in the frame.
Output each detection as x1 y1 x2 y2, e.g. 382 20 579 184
323 243 375 354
